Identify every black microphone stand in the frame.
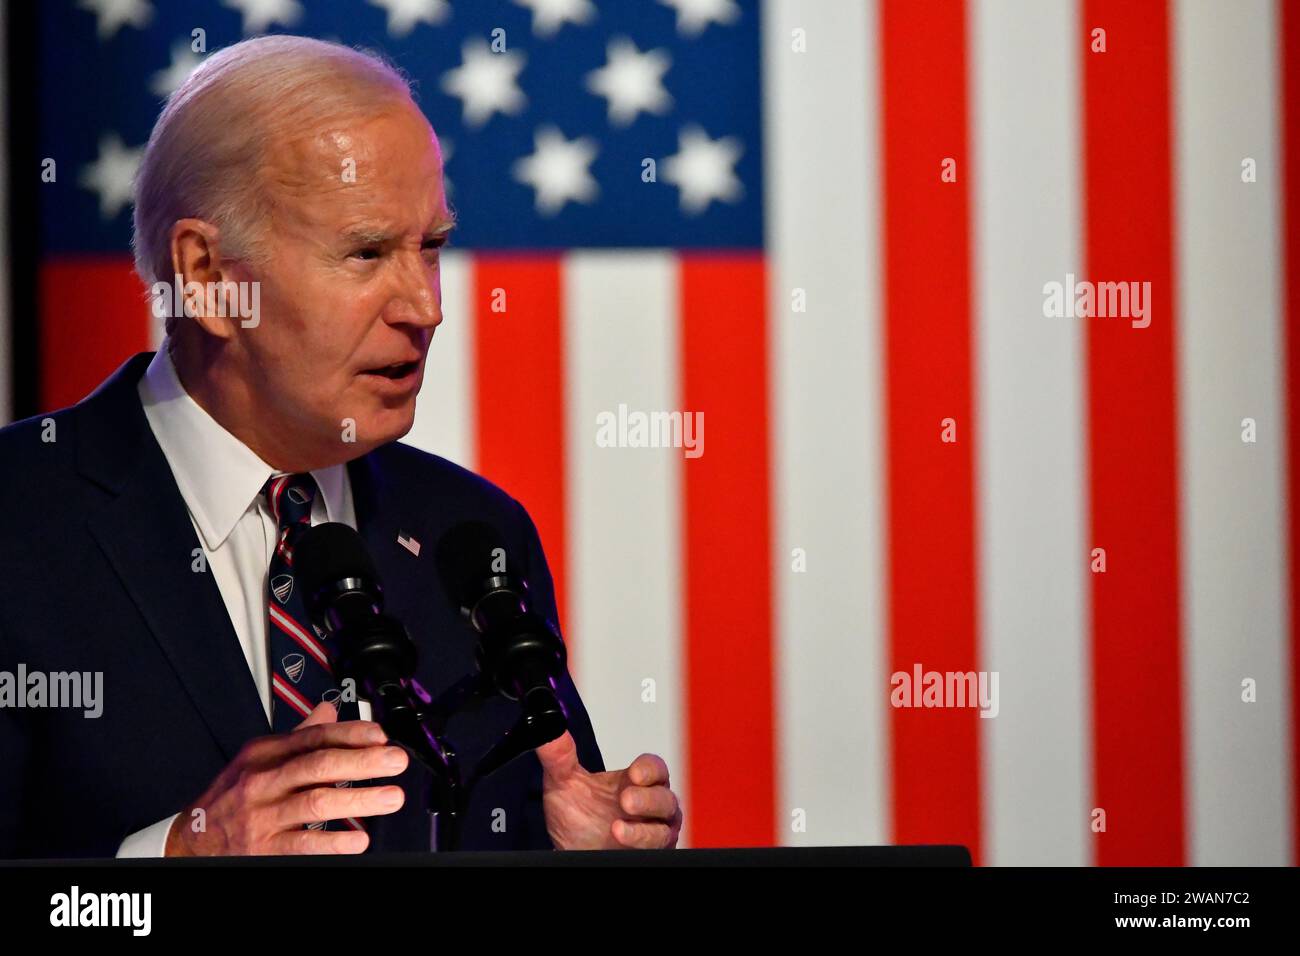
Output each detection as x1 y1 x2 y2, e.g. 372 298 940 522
307 525 572 852
339 625 568 852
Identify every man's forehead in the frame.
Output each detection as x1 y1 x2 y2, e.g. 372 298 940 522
312 108 441 161
267 108 448 232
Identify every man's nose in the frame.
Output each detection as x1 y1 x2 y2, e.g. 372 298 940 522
383 254 443 330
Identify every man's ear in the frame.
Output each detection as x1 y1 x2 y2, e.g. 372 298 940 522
169 218 239 340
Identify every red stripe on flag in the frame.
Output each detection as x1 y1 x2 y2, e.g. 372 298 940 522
472 256 573 664
39 258 150 412
679 254 775 847
1081 0 1185 865
879 0 983 864
1280 0 1300 868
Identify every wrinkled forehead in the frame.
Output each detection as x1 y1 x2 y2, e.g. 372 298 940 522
264 105 449 234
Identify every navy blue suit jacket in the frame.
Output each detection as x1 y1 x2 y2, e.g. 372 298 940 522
0 353 604 858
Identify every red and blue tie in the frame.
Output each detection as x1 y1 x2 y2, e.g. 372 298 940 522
263 473 364 831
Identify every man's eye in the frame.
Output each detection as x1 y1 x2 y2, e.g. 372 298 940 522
350 247 381 261
422 238 448 254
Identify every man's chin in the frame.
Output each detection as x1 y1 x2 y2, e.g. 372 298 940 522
359 402 418 447
334 380 421 454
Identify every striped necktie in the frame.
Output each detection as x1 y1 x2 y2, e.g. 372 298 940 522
263 472 364 832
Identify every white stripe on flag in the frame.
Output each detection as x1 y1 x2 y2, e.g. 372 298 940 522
562 251 689 845
971 0 1091 866
763 0 887 847
1173 0 1293 865
406 249 475 468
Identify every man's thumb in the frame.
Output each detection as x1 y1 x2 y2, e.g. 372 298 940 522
535 730 581 780
293 701 339 731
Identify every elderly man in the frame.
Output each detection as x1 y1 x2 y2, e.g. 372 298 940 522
0 35 681 857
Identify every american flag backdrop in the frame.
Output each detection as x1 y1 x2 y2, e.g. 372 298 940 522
9 0 1300 865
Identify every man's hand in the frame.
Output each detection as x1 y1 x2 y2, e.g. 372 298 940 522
537 731 682 850
164 702 409 856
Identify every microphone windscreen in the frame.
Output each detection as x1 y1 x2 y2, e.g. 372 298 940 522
295 522 379 599
435 520 512 608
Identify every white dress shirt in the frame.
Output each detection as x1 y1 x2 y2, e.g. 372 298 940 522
117 345 371 857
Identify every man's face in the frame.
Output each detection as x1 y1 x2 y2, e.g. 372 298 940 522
226 101 451 467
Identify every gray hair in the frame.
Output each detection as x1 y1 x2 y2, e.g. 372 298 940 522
132 35 416 333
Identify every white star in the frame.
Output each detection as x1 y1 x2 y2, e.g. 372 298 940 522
513 0 595 38
367 0 449 38
223 0 303 35
441 40 527 127
513 127 599 216
662 125 743 214
658 0 740 37
150 41 205 98
78 0 152 41
80 133 145 220
586 38 672 127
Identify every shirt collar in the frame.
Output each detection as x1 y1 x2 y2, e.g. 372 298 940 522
138 343 350 551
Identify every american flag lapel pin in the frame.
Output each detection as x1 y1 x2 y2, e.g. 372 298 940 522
397 531 421 557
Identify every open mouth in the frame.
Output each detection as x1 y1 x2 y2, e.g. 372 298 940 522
363 361 418 380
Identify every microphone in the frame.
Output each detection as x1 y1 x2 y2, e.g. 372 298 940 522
295 522 416 716
295 523 452 785
294 521 569 849
434 521 569 739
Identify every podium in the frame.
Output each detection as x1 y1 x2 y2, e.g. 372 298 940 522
2 846 973 938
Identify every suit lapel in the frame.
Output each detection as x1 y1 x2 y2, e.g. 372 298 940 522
348 450 520 749
349 450 472 854
80 353 270 762
72 355 506 783
348 451 471 696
